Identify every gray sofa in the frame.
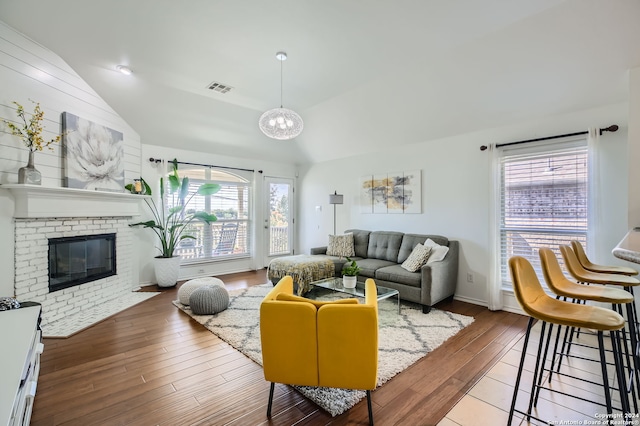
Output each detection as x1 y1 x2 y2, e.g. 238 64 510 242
310 229 459 313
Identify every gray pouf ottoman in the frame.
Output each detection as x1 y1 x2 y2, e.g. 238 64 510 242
178 277 225 305
189 285 230 315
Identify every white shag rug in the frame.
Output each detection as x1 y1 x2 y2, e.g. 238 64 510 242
173 284 473 416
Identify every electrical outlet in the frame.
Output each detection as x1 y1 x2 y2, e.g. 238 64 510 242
466 273 474 283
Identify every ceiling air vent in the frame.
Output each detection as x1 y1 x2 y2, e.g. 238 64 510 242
206 81 233 94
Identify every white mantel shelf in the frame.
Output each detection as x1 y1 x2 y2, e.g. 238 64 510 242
1 184 149 218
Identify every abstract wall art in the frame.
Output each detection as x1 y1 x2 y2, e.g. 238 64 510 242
359 175 374 213
359 170 421 214
372 173 390 214
400 170 421 214
62 112 124 191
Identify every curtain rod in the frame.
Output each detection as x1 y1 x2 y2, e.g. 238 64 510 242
479 125 619 151
148 157 262 173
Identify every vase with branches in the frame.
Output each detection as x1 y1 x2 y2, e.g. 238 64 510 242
2 100 61 184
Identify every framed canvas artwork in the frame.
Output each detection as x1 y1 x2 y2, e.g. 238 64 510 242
359 169 422 214
62 112 124 191
372 173 389 214
387 172 404 214
359 175 373 213
401 170 421 213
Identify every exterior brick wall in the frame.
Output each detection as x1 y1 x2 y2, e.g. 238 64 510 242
14 217 135 326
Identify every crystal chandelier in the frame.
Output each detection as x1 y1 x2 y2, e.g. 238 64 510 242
259 51 304 140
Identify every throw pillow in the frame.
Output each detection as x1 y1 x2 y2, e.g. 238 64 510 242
401 243 433 272
424 238 450 264
326 233 355 257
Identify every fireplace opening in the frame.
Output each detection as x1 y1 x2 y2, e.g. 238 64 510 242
48 233 116 292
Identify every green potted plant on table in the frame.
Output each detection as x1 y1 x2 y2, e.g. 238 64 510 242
341 257 361 289
128 160 221 288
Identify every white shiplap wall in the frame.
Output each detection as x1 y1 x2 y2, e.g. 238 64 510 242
0 21 141 185
0 20 142 297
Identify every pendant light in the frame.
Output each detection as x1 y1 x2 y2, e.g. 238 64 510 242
259 51 304 140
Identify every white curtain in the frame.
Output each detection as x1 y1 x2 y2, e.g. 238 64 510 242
487 143 503 311
587 127 601 258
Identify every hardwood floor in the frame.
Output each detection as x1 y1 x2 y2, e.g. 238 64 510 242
31 269 529 426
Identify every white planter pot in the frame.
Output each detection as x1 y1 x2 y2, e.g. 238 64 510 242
343 275 357 289
154 256 182 288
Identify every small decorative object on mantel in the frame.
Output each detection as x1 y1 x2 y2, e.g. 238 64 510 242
2 100 61 185
133 179 143 194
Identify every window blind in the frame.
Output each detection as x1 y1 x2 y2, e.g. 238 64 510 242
166 165 252 262
499 142 588 286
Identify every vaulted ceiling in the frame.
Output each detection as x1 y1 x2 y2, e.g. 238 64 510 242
1 0 639 165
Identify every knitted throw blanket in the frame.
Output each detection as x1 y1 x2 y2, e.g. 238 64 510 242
267 255 335 295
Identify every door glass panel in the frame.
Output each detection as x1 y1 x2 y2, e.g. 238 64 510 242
269 182 291 256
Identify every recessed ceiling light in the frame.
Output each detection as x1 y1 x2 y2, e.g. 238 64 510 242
116 65 132 75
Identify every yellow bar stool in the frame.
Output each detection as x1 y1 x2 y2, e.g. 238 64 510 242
508 256 628 425
571 240 640 348
571 240 638 276
560 244 640 289
539 248 636 412
560 245 640 353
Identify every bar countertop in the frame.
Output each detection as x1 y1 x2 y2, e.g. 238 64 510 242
612 227 640 264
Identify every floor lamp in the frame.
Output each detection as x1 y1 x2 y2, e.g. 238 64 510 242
329 191 343 235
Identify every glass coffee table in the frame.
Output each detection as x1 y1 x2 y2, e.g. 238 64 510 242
306 277 401 314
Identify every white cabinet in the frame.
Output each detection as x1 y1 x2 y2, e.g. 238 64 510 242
0 304 43 426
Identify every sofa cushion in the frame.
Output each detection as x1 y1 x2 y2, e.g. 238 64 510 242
367 231 404 262
345 229 371 258
375 265 422 288
326 233 355 257
398 234 449 264
401 243 432 272
316 255 357 274
351 258 396 278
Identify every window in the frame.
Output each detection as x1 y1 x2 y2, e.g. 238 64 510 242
499 139 588 287
168 165 252 262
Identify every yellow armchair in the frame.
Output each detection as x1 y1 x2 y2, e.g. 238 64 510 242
260 275 379 425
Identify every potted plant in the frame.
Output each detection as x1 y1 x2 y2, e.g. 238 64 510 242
341 257 361 289
128 160 221 287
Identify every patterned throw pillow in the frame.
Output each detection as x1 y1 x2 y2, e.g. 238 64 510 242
326 233 355 257
401 243 433 272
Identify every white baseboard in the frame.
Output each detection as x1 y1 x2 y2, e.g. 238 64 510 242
452 294 487 307
453 294 526 316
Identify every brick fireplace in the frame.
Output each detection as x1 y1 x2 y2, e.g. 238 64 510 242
14 217 134 326
6 185 144 327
